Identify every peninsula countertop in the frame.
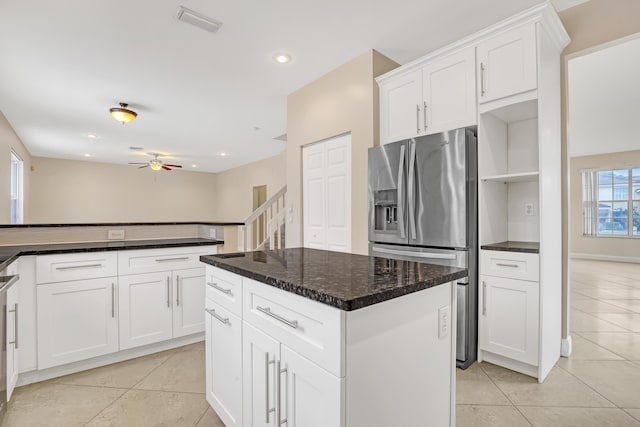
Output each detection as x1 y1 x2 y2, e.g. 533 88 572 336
200 247 467 311
0 238 223 271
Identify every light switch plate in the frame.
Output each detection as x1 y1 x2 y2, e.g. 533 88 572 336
438 305 450 339
108 229 125 240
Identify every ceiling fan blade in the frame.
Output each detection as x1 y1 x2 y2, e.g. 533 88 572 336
163 164 182 168
128 162 148 165
138 165 149 169
162 165 172 171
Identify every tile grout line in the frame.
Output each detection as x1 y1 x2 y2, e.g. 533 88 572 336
571 331 636 361
554 361 620 410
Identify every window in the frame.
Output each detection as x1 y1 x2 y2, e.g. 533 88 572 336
583 167 639 237
10 151 23 224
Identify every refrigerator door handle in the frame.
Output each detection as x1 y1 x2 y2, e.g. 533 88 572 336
372 246 457 260
397 144 406 239
407 139 417 239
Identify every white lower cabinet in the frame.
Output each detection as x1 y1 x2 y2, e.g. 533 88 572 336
173 268 206 337
37 277 119 369
479 274 539 366
119 272 173 350
6 265 19 400
205 299 243 427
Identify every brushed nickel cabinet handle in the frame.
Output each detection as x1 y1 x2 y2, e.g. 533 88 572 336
155 256 190 262
480 62 486 96
416 104 420 134
166 276 171 308
496 263 519 268
205 308 230 325
423 101 428 130
278 362 288 425
207 282 232 295
111 283 115 318
256 306 299 329
55 263 103 270
482 281 487 316
176 275 180 306
265 353 276 423
8 304 18 349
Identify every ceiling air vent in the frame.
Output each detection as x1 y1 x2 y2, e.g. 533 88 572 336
176 6 223 34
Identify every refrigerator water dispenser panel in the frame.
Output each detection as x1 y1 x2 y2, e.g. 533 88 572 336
374 189 398 232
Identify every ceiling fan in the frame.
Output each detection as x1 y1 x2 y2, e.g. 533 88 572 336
128 153 182 171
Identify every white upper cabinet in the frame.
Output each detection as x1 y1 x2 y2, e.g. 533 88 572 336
379 70 423 144
379 49 477 145
477 23 537 104
422 48 477 134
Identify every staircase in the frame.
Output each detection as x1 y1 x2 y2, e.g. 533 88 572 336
238 186 287 252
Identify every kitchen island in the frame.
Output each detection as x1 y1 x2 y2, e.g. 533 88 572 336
200 247 467 427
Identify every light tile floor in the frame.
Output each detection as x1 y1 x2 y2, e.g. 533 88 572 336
4 342 224 427
457 259 640 426
7 260 640 426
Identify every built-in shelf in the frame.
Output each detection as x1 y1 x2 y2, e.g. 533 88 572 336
481 171 539 183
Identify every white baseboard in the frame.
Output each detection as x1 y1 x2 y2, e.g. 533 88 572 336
17 333 204 387
561 336 572 358
570 253 640 264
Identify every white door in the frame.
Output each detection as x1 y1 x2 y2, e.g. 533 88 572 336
206 299 242 427
479 275 539 365
423 48 477 134
477 23 537 104
379 70 422 144
243 322 280 427
6 282 19 400
303 134 352 253
173 267 205 337
37 277 118 369
280 345 343 427
119 272 173 350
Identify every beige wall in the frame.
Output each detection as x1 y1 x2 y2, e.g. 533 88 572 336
286 50 398 254
0 111 32 223
570 150 640 260
28 157 218 223
215 151 286 222
559 0 640 338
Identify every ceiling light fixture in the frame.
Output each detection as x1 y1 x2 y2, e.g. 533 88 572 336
110 103 138 124
87 133 96 139
149 159 163 171
191 164 197 168
273 53 292 64
219 152 228 157
84 153 93 157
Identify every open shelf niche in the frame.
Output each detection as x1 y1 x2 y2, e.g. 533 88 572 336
478 98 540 246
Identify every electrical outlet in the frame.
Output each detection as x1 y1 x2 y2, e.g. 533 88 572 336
438 305 450 339
209 228 217 239
525 202 534 216
108 229 125 240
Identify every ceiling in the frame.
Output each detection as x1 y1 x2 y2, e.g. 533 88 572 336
568 34 640 157
0 0 574 173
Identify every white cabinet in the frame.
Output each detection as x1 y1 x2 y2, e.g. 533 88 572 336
173 268 206 337
422 48 477 134
477 23 537 104
479 274 539 366
206 299 243 427
37 277 118 369
378 48 477 144
118 272 173 350
379 70 422 144
5 261 19 400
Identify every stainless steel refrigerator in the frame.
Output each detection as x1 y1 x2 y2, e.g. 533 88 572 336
368 127 478 369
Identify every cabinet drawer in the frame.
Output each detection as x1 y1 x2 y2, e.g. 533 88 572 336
243 278 344 377
206 266 242 317
480 250 539 282
36 252 118 283
118 245 217 275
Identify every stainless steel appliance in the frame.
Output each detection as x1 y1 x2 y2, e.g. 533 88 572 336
368 128 477 369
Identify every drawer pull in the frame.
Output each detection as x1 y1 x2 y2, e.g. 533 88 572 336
482 281 487 316
207 282 232 295
495 263 519 268
257 306 299 329
8 304 18 349
55 263 103 270
205 308 230 325
155 256 190 262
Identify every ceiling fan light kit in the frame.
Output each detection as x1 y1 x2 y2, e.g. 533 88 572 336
128 154 183 172
110 102 138 124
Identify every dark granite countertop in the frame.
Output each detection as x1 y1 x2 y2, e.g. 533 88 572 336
200 248 467 311
0 238 222 271
0 221 243 228
481 241 540 254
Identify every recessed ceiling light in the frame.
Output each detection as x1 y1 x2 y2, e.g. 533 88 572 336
191 164 197 168
87 133 97 139
219 152 228 157
273 53 292 64
84 153 93 157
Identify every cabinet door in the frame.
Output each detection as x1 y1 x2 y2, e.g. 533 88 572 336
422 48 477 134
477 23 537 103
479 275 539 365
243 322 280 427
119 272 173 350
206 299 242 427
6 282 19 400
280 346 344 427
379 70 422 144
37 277 118 369
173 268 205 337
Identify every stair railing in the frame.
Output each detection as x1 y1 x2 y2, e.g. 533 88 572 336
238 186 287 252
